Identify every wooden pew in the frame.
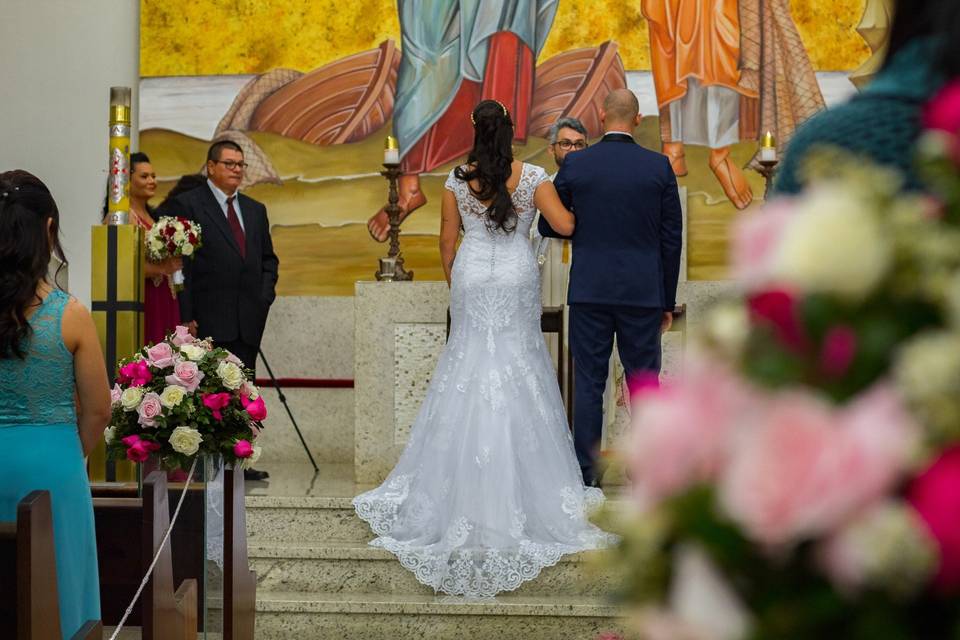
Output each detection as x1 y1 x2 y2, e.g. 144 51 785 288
93 471 197 640
224 466 257 640
0 490 102 640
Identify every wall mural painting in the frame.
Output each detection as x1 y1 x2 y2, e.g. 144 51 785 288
141 0 875 296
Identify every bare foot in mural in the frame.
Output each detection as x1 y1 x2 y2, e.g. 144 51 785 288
708 146 753 210
662 141 688 177
367 174 428 242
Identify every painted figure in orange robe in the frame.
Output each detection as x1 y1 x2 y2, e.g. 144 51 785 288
367 0 558 241
641 0 825 209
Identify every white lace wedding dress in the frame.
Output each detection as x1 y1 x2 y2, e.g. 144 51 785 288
353 163 617 598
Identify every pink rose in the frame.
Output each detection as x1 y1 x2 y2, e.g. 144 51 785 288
225 352 246 368
136 392 163 427
629 357 756 506
118 360 153 387
233 439 254 458
165 360 204 392
240 394 267 421
720 385 916 547
145 341 176 369
110 383 122 405
747 288 807 351
731 200 794 288
121 435 161 463
202 392 232 421
170 325 194 347
923 80 960 135
909 445 960 592
819 326 857 378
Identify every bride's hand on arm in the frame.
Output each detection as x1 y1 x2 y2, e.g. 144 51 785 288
439 189 461 287
534 181 575 236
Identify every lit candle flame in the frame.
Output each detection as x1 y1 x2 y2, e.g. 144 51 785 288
761 131 775 148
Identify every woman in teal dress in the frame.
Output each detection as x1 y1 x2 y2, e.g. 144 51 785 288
0 170 111 638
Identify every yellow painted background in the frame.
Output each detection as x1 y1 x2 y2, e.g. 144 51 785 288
142 0 869 76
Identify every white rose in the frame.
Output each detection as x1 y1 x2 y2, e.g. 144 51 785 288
120 386 144 411
894 331 960 402
180 242 195 257
217 360 245 390
772 185 892 299
180 343 206 361
173 229 186 244
104 426 116 445
820 501 937 597
169 426 203 456
159 385 187 409
702 302 749 355
243 445 263 469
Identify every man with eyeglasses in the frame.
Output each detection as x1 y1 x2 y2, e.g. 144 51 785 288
162 139 279 481
532 116 588 308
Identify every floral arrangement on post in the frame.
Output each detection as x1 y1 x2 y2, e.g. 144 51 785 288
144 216 201 290
602 81 960 639
105 325 265 471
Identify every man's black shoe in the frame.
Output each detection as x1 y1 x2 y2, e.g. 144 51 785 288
244 468 269 481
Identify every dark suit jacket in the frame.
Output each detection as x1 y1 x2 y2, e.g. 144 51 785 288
538 133 683 310
159 184 279 347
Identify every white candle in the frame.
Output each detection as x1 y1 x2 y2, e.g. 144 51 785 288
760 146 777 162
384 148 400 165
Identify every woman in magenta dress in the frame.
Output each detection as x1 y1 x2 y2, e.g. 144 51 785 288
103 152 181 345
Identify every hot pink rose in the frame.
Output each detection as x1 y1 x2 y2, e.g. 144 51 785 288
241 394 267 421
627 370 661 401
720 385 916 547
145 341 176 369
170 325 194 347
747 288 807 351
121 435 161 462
731 200 794 288
629 356 756 506
136 392 163 427
909 445 960 592
118 360 153 387
165 360 204 392
923 80 960 134
203 392 232 421
233 440 254 458
819 326 857 378
110 383 122 405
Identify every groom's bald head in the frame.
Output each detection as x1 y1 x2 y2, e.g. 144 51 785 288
601 89 640 132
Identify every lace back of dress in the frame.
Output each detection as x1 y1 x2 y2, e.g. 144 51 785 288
0 290 77 425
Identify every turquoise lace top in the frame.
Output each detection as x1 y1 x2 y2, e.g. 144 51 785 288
774 38 946 195
0 289 77 426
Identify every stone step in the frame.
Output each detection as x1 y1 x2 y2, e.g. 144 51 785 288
249 541 609 597
246 493 631 546
252 591 629 640
246 495 372 544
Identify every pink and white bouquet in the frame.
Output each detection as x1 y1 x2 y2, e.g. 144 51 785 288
105 325 265 470
145 215 202 288
603 81 960 639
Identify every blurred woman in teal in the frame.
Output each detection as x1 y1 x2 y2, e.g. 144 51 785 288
0 170 110 637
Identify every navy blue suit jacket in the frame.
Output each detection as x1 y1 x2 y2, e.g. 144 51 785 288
538 133 682 310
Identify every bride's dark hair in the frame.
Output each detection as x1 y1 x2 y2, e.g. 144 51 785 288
0 170 67 360
454 99 517 233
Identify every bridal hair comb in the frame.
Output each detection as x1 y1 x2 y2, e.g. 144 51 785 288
0 186 19 201
471 100 509 125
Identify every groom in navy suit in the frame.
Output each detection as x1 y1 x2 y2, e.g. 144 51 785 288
539 89 683 487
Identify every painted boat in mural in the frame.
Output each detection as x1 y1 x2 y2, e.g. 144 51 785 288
247 40 400 145
529 40 627 139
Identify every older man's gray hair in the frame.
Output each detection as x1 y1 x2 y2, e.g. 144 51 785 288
548 117 588 144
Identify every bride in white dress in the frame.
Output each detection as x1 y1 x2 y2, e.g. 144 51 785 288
353 100 617 598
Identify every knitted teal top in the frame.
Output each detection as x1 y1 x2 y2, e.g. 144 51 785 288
774 39 946 195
